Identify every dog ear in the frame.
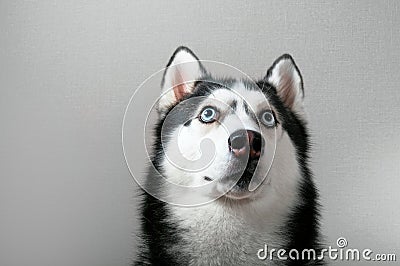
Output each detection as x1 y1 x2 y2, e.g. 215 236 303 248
266 54 304 115
159 46 206 114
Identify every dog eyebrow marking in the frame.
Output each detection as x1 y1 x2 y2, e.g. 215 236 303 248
242 100 258 122
243 100 250 115
229 100 237 111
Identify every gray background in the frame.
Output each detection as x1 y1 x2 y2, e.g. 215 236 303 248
1 1 399 265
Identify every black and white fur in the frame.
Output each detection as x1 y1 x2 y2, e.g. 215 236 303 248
135 47 323 265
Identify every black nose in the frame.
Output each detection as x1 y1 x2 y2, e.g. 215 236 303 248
228 130 262 158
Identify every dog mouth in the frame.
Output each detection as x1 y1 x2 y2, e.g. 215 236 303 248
205 159 261 200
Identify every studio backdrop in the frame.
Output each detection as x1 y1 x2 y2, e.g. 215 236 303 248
1 1 399 265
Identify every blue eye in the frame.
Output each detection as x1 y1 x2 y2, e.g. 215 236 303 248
261 110 276 127
199 107 218 123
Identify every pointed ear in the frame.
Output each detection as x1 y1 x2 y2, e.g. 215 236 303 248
266 54 304 114
158 46 206 113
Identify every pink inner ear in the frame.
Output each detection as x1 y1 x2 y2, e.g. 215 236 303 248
279 74 296 109
173 83 187 100
173 70 188 101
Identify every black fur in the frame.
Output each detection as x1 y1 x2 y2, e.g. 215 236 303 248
134 47 323 265
257 79 324 265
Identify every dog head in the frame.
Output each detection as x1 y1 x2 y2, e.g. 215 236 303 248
154 46 308 205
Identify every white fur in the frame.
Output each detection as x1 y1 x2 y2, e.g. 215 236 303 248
160 81 303 264
168 131 300 265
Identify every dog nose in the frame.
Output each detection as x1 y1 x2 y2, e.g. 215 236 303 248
228 130 262 159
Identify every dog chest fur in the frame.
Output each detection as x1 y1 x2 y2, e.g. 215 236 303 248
168 202 287 266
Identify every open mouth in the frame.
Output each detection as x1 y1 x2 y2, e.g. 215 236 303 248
205 169 260 201
200 127 265 201
203 147 262 200
224 171 257 199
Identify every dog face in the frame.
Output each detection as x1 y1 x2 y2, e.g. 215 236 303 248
155 47 308 205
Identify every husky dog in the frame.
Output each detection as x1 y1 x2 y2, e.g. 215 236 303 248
135 46 323 265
